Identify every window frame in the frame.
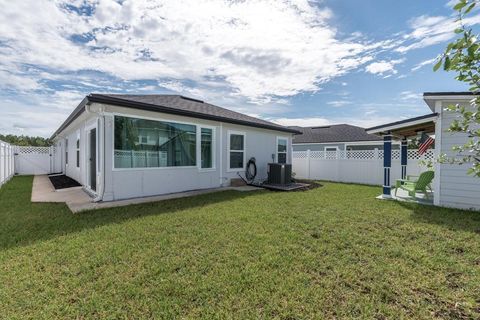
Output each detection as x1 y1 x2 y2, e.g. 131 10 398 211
324 146 339 159
324 146 339 152
198 125 216 171
276 136 288 164
65 138 69 166
111 113 200 171
227 130 246 172
76 136 80 168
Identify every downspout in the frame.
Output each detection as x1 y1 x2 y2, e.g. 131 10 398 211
85 103 106 202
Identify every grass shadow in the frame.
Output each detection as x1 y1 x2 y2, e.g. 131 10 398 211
397 201 480 234
0 176 260 251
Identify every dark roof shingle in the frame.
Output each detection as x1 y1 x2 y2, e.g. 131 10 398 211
52 94 299 138
291 124 381 144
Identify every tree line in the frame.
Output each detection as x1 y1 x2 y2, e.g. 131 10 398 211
0 134 52 147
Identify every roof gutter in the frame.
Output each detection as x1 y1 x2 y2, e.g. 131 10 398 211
51 94 301 139
50 96 90 140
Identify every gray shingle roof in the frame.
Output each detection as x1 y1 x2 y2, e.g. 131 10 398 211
291 124 382 144
51 94 299 139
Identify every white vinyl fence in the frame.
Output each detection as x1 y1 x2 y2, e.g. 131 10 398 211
0 140 15 187
293 149 434 186
14 146 62 175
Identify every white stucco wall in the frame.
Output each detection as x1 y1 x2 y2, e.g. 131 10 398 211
53 111 100 191
436 100 480 210
95 103 293 201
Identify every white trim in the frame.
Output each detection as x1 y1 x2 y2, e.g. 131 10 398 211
276 136 288 163
85 126 98 195
366 115 438 134
227 130 246 172
75 130 80 170
219 123 223 184
324 146 339 152
109 111 201 127
324 146 339 159
65 137 69 167
424 95 476 111
433 100 442 206
198 125 216 171
293 140 385 146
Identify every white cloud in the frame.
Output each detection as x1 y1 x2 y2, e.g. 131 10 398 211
327 100 351 107
396 14 480 53
411 58 437 71
365 59 404 75
0 0 381 103
272 117 331 127
399 91 421 101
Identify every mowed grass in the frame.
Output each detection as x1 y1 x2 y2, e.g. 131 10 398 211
0 176 479 319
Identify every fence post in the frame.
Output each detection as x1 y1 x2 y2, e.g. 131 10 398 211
0 143 3 185
306 149 311 179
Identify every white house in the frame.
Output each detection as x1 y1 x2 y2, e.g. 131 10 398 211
367 92 480 211
291 124 387 153
51 94 299 201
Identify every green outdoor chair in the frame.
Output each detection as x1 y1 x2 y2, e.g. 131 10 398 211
395 171 434 200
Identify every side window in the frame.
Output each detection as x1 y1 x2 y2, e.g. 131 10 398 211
201 128 214 169
76 138 80 168
228 132 245 170
65 139 68 165
277 137 287 164
325 147 338 159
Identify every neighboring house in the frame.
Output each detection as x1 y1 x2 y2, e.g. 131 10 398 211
367 92 480 211
290 124 391 152
51 94 299 201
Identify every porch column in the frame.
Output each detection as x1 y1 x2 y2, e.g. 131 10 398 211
382 133 392 198
400 138 407 180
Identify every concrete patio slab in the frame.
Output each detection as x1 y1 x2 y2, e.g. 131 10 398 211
376 187 434 206
32 175 263 213
31 175 91 205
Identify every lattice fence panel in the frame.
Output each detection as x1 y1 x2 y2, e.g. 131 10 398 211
324 151 338 159
16 146 51 155
392 150 400 160
408 149 434 160
346 150 376 160
310 151 324 159
292 151 307 159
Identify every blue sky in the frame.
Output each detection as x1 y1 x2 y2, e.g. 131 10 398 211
0 0 476 137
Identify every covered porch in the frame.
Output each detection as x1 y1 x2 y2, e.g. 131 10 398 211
366 113 438 205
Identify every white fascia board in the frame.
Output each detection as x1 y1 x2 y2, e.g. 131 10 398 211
423 95 476 111
366 115 438 135
293 140 384 146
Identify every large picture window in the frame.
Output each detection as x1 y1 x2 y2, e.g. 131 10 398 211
201 128 213 169
228 132 245 170
114 116 196 169
277 137 287 164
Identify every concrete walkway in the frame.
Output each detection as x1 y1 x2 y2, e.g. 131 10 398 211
31 175 261 213
31 175 92 205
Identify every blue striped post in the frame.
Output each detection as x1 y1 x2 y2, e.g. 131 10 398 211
383 133 392 198
401 138 408 180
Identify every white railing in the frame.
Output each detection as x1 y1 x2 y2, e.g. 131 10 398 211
0 140 15 187
292 149 434 186
114 149 168 168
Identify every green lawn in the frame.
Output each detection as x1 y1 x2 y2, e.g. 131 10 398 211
0 176 479 319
